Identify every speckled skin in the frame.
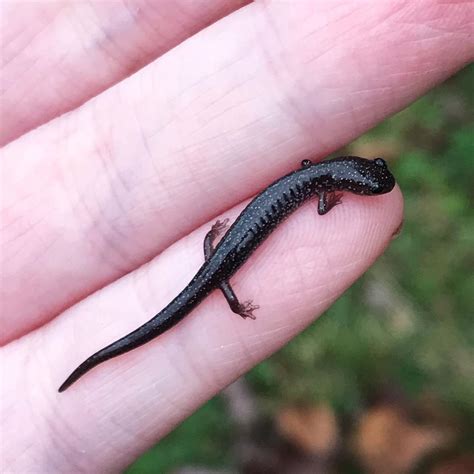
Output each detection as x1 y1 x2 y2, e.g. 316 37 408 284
59 156 395 392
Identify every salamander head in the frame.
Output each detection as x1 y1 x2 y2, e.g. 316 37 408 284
317 156 396 195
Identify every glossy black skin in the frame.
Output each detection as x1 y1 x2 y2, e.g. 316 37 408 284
58 156 395 392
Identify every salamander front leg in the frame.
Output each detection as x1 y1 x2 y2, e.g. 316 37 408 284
204 218 229 260
317 191 343 215
204 219 259 320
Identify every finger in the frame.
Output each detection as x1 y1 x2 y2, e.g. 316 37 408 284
1 186 403 472
1 0 471 343
0 0 248 145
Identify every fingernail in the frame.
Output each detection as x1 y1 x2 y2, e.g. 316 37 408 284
391 219 404 239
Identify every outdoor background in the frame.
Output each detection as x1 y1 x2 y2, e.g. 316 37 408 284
127 64 473 474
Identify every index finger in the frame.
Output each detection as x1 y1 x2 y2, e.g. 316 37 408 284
1 184 403 472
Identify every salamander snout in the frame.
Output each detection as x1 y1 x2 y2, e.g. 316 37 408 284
368 157 396 194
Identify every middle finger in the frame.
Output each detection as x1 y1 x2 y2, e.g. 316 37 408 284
1 0 470 343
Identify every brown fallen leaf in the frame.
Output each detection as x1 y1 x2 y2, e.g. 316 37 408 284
352 405 453 474
276 404 339 457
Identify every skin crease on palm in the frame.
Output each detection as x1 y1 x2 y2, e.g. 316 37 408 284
0 0 472 471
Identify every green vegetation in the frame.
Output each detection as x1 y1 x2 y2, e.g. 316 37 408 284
128 399 232 473
128 65 473 473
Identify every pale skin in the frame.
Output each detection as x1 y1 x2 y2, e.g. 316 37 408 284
0 1 472 471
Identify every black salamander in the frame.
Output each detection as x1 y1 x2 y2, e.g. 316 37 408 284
59 156 395 392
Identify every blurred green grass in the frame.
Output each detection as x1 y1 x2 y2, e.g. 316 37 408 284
128 64 473 473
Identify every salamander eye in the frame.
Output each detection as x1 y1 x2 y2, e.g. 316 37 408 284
374 158 387 168
301 159 312 168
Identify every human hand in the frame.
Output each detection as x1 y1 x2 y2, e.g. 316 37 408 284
1 1 471 471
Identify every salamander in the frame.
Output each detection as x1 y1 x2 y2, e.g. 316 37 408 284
58 156 395 392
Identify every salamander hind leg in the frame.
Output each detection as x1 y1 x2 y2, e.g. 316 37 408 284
204 218 229 260
203 218 258 319
317 191 343 215
220 281 259 320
